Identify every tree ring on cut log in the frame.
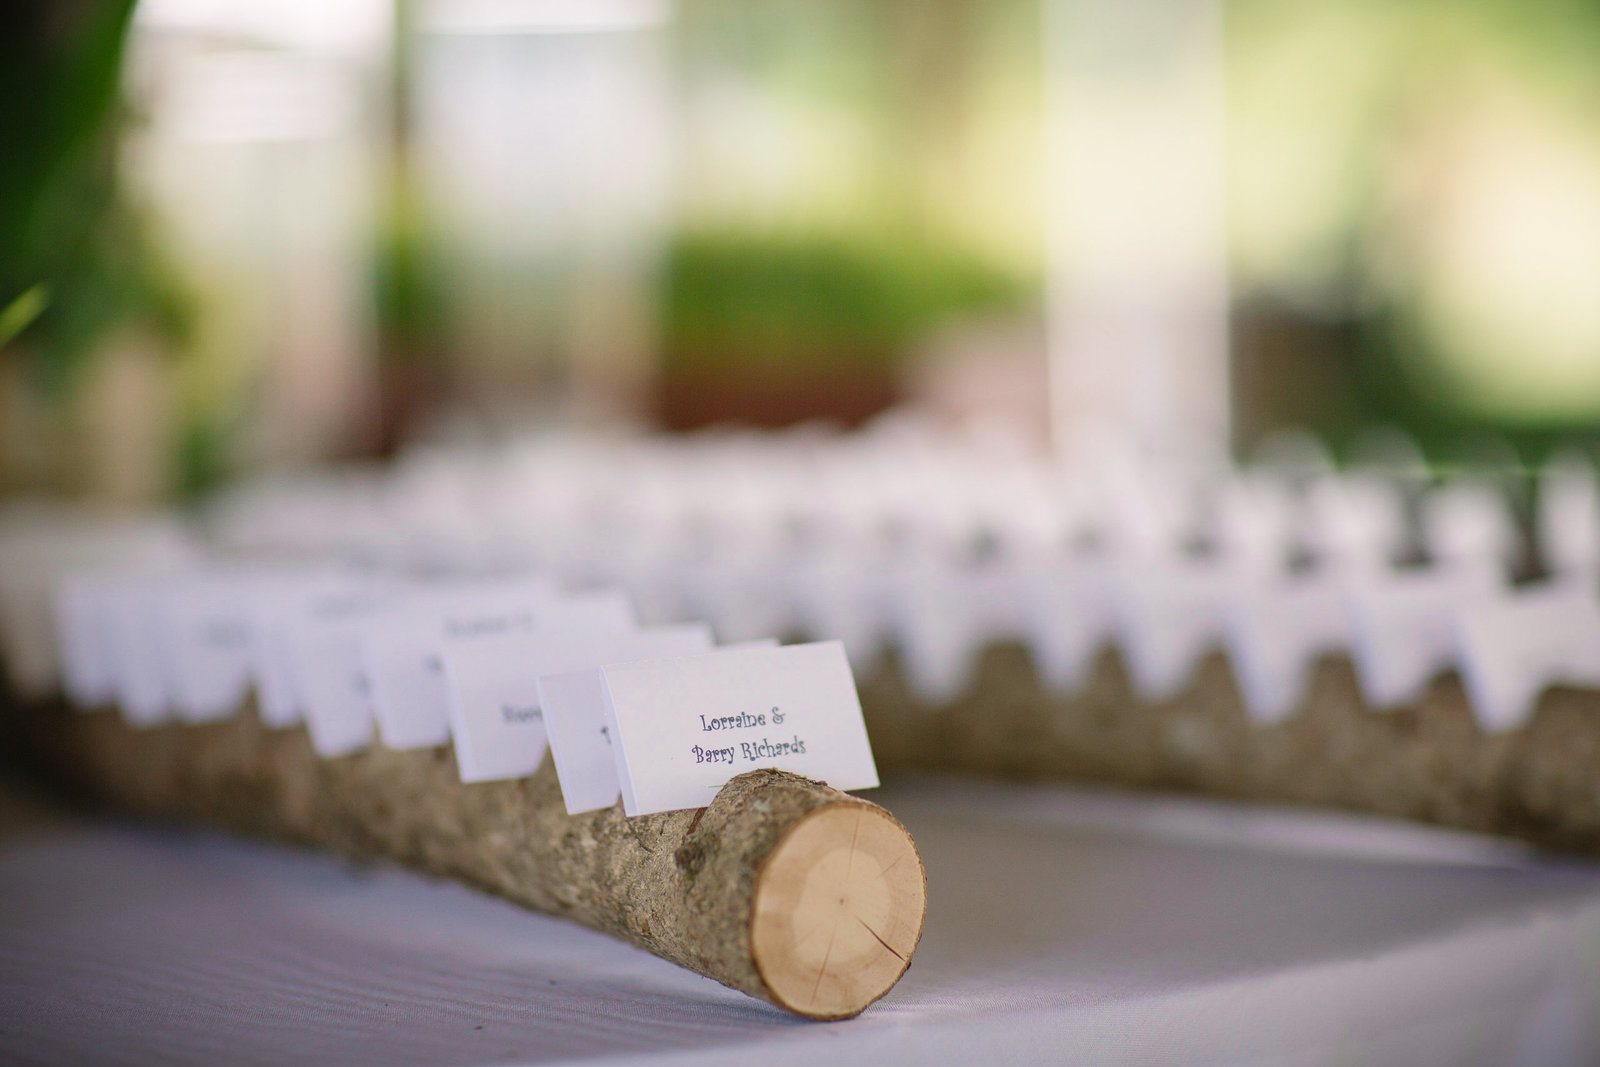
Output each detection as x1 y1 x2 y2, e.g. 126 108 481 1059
749 801 926 1019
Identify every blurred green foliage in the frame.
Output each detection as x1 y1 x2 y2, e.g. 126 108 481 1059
373 194 452 367
670 0 1043 378
373 0 451 373
0 1 188 399
1227 0 1600 460
663 231 1028 372
0 286 51 349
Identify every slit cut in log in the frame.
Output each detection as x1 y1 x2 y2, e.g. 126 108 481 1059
24 702 926 1020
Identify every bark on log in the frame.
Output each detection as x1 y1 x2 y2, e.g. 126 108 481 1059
858 640 1600 852
23 702 926 1020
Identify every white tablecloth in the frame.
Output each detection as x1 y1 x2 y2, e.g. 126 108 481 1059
4 777 1600 1066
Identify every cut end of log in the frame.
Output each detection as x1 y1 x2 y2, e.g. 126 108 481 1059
749 801 926 1020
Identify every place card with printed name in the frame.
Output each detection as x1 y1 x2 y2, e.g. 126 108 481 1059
443 622 713 784
600 640 878 817
539 639 778 815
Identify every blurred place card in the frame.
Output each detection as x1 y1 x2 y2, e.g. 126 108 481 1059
687 561 797 646
443 621 709 785
247 573 366 729
360 577 578 750
54 574 121 709
1111 560 1232 701
1540 451 1600 580
1345 568 1495 709
1211 475 1298 572
157 573 261 724
785 553 890 672
68 566 265 724
1454 583 1600 732
290 588 403 758
104 577 178 728
601 640 878 817
1017 557 1115 695
890 562 1020 703
1304 474 1408 570
540 638 778 816
1422 483 1519 574
1224 573 1347 724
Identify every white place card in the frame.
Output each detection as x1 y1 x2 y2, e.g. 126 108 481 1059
1224 572 1347 723
539 638 778 815
889 561 1020 703
361 578 592 750
1211 475 1298 573
158 574 258 723
1110 558 1232 701
1344 568 1498 709
1304 474 1408 570
600 640 879 817
785 553 890 671
612 554 694 629
285 587 400 757
1 513 193 699
54 574 120 708
1099 461 1201 559
687 561 797 646
246 574 362 729
443 622 708 784
1453 583 1600 732
1540 452 1600 580
103 578 176 728
1421 483 1518 572
1016 555 1114 695
537 670 623 815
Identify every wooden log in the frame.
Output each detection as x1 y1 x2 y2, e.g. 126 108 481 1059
24 702 926 1020
858 640 1600 852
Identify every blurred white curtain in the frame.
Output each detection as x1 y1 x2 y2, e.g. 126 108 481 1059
1044 0 1230 466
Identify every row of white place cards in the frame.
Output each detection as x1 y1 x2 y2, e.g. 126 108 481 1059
17 431 1600 791
48 529 1600 755
604 540 1599 734
341 584 633 759
47 561 883 819
167 431 1598 731
1454 583 1600 732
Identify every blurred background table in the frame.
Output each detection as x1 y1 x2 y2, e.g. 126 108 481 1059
4 775 1598 1067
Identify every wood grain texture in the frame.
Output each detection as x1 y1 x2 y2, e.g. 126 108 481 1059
750 803 924 1018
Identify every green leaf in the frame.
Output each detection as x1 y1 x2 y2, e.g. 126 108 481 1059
0 284 50 348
